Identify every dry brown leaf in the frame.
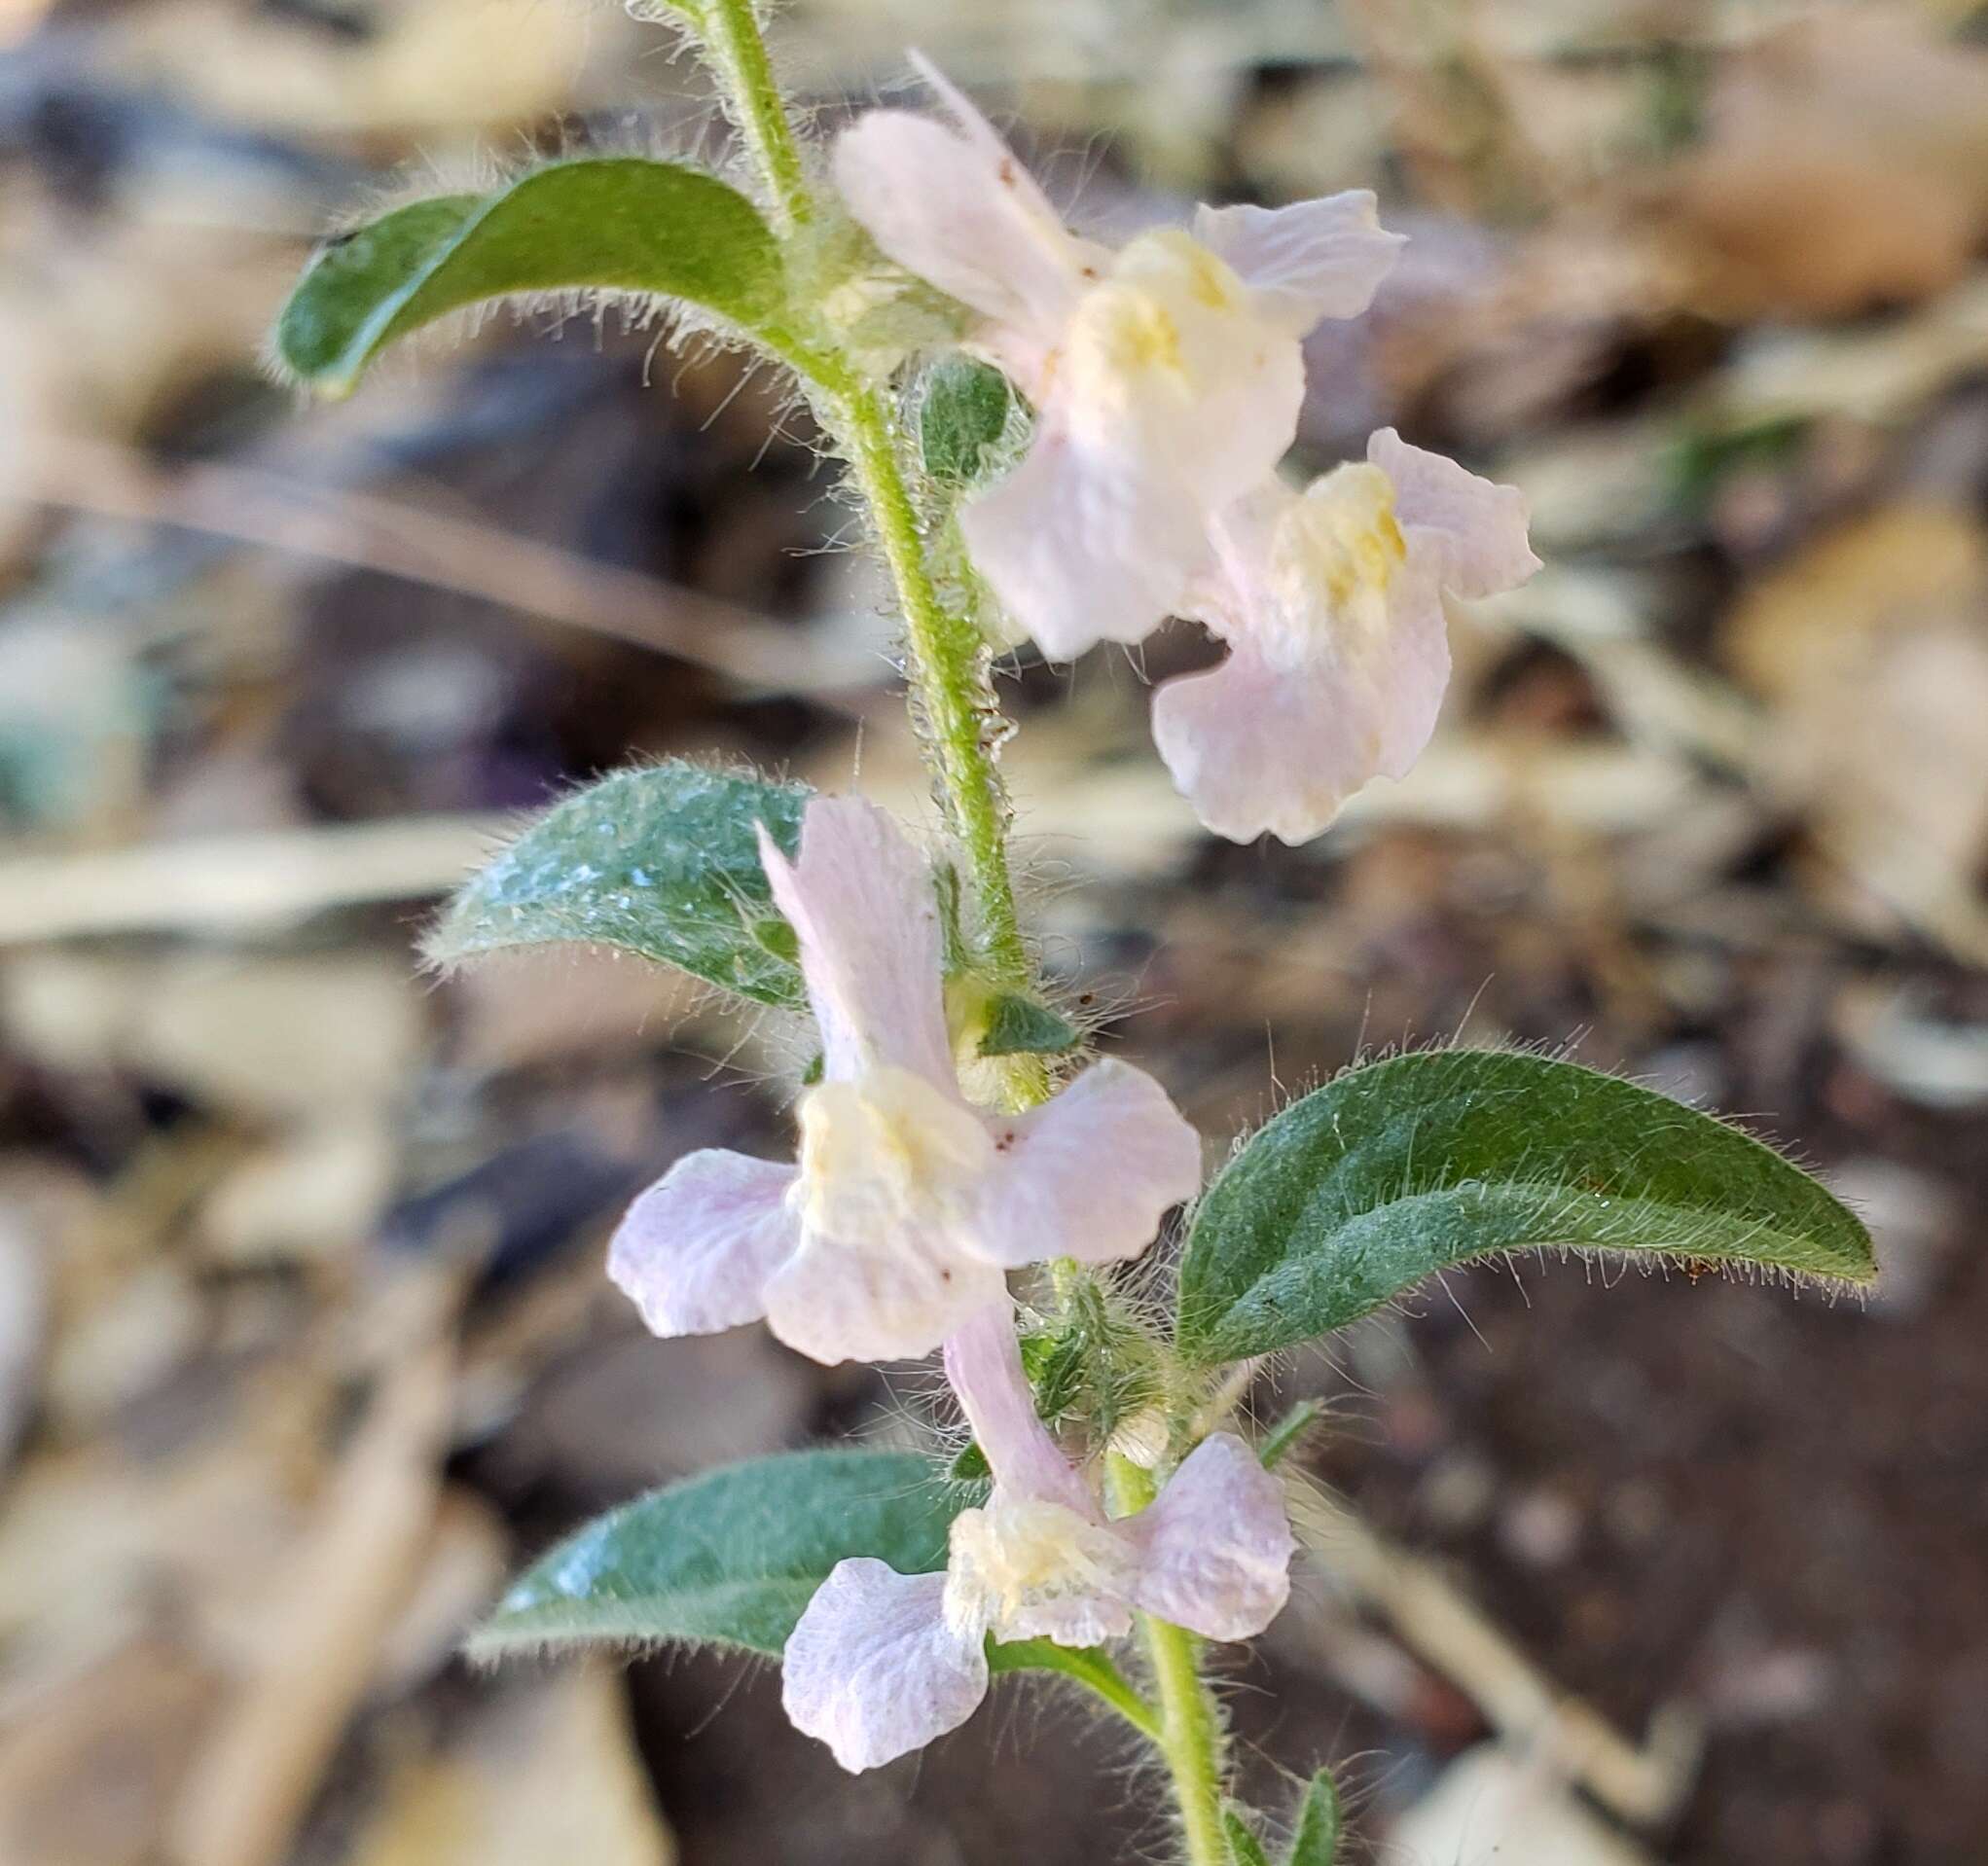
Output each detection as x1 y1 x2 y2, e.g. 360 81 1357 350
448 947 703 1077
1833 983 1988 1111
0 1637 224 1866
4 951 423 1120
166 1281 457 1866
1726 503 1988 951
1706 272 1988 431
0 813 502 945
105 0 616 136
1660 9 1988 317
1793 626 1988 948
198 1115 398 1269
369 1489 510 1704
345 1668 674 1866
43 1258 203 1436
1389 1743 1665 1865
0 1203 47 1472
1725 503 1987 700
0 212 293 462
0 1378 323 1684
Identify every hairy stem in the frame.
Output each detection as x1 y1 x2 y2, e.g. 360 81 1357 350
988 1639 1164 1744
1110 1455 1230 1866
694 0 813 233
689 0 1033 998
830 382 1030 986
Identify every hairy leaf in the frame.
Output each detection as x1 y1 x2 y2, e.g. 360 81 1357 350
1022 1276 1162 1445
471 1450 965 1659
427 762 811 1004
276 159 791 395
1287 1769 1342 1866
978 989 1081 1058
920 355 1017 488
1176 1050 1874 1363
1223 1810 1273 1866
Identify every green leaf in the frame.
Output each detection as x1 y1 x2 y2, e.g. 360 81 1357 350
426 761 812 1005
920 355 1017 488
1286 1769 1342 1866
978 989 1081 1058
948 1440 991 1483
1021 1276 1162 1445
470 1450 966 1660
1222 1810 1273 1866
1176 1050 1875 1364
275 159 792 396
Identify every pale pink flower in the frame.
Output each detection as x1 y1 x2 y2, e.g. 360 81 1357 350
607 798 1202 1366
833 54 1404 660
782 1303 1294 1771
1153 427 1540 845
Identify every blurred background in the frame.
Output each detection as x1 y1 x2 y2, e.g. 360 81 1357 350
2 1 1986 1861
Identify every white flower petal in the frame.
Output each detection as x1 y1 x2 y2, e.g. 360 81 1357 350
762 1222 1006 1366
1369 427 1539 599
960 416 1206 659
782 1561 989 1773
606 1150 800 1338
1179 476 1297 635
1152 574 1450 845
1193 193 1405 335
942 1302 1096 1511
757 797 954 1087
796 1066 995 1235
944 1496 1138 1647
1123 1433 1293 1641
1062 229 1306 517
999 1576 1137 1647
966 1059 1203 1269
832 57 1083 351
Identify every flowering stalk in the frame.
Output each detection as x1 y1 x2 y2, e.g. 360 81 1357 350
277 5 1881 1852
696 0 1030 991
824 380 1031 989
690 8 1278 1840
1110 1453 1230 1866
693 0 814 235
689 11 1268 1831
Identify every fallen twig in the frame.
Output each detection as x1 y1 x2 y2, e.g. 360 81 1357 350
164 1274 459 1866
15 431 882 699
0 813 502 944
1286 1479 1702 1828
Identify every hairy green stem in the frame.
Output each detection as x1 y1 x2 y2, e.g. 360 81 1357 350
1110 1454 1231 1866
641 13 1237 1850
989 1639 1164 1744
695 0 814 233
690 0 1032 997
830 382 1030 985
